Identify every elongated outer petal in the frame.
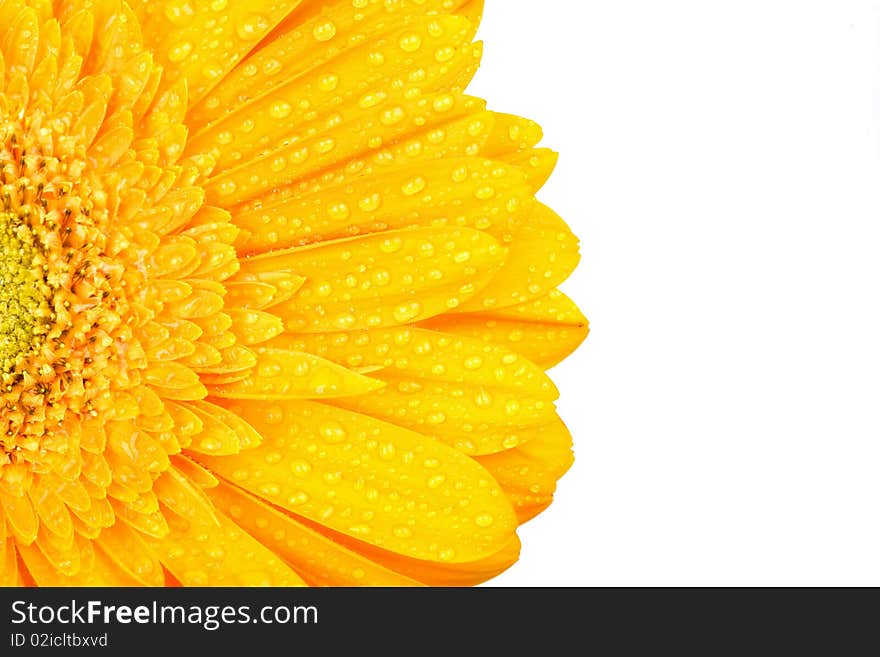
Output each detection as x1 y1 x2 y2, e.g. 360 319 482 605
329 375 557 455
210 481 422 586
144 505 307 587
187 15 477 172
129 0 302 107
455 203 580 312
233 156 533 254
422 289 589 369
284 517 522 586
273 326 556 398
475 418 575 523
241 227 506 332
207 347 385 399
204 92 486 206
188 0 478 127
197 400 518 564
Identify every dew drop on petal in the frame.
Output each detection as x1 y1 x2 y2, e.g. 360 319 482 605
313 21 337 42
319 421 347 444
393 301 422 322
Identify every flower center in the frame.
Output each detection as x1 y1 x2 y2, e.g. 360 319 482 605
0 209 51 375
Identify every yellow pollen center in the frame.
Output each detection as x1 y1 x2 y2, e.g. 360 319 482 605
0 210 50 373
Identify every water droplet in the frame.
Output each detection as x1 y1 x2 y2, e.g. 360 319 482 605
379 237 403 253
287 491 309 506
334 313 356 329
474 186 495 200
259 483 281 497
269 101 292 119
318 73 339 91
315 137 336 154
393 301 422 322
358 193 381 212
435 46 456 63
358 91 387 109
370 269 390 287
164 1 195 25
263 58 282 75
401 177 426 196
270 155 287 172
438 548 456 561
237 14 268 41
380 106 405 126
463 356 483 370
199 437 222 452
257 359 282 377
502 434 520 449
313 21 337 42
327 203 350 220
475 513 494 528
167 41 192 63
323 471 342 484
399 33 423 52
320 421 347 443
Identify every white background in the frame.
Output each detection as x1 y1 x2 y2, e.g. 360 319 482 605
469 1 880 586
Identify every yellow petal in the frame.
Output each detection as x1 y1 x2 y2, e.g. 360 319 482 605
421 289 589 368
35 525 80 577
130 0 302 107
0 537 18 586
225 269 306 308
205 93 485 206
145 504 307 587
152 467 218 528
234 157 533 254
330 375 557 455
188 15 478 173
476 417 575 523
18 538 141 586
188 0 477 127
208 346 384 400
276 326 556 399
112 499 171 539
96 521 166 586
197 400 518 563
232 106 493 218
226 308 284 345
28 477 73 540
0 489 38 544
504 147 558 192
241 227 505 332
289 518 522 586
210 481 422 586
456 203 580 312
70 496 115 535
2 5 39 74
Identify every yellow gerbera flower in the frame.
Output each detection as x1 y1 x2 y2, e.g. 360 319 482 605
0 0 587 586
